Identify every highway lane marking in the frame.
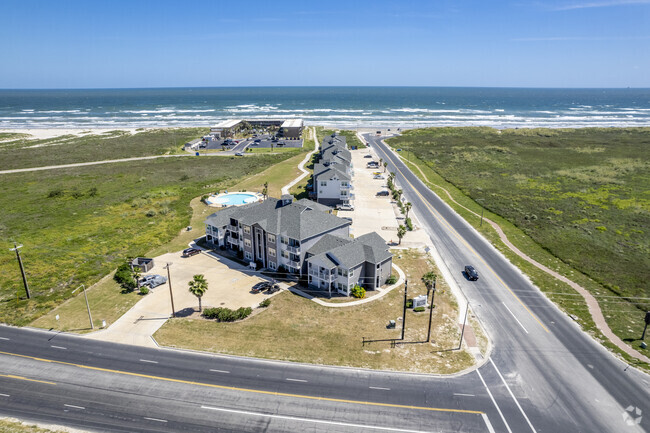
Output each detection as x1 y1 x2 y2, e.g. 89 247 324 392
453 393 476 397
502 302 529 334
139 359 158 364
209 369 230 374
0 393 9 397
286 378 308 382
50 345 67 350
374 137 549 333
144 417 167 423
0 350 484 416
64 404 85 410
369 386 390 390
0 373 56 386
476 369 513 433
201 405 439 432
489 359 537 433
0 337 10 340
481 413 497 433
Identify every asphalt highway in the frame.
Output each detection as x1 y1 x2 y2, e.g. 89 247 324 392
0 133 648 432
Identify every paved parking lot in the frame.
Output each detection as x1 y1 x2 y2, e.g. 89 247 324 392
202 134 303 153
86 251 276 347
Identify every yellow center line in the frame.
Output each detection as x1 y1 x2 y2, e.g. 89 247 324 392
0 350 483 415
0 373 56 385
379 140 549 333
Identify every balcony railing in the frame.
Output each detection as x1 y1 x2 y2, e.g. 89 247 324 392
286 244 300 254
226 224 238 232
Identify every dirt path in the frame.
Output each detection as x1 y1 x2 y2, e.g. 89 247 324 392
0 154 191 174
405 157 650 364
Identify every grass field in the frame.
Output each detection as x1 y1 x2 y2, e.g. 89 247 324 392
0 128 206 169
0 418 65 433
387 127 650 363
0 129 302 326
154 249 479 374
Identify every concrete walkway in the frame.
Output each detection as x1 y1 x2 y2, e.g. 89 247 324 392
281 127 319 195
401 153 650 364
287 263 405 307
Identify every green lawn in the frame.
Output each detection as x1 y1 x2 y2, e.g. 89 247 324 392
0 145 295 325
387 127 650 366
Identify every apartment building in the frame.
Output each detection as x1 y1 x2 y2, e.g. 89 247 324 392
313 134 355 206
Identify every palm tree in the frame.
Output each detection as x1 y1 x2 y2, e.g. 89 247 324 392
396 189 403 203
188 274 209 312
383 161 388 173
397 225 407 245
262 181 268 200
404 202 412 219
379 158 383 170
421 271 437 296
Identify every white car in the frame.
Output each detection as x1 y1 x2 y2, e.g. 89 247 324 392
373 174 385 180
235 152 244 156
337 204 355 211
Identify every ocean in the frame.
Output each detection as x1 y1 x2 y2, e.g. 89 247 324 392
1 87 649 129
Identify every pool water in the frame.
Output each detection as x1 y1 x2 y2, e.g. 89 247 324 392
213 193 258 206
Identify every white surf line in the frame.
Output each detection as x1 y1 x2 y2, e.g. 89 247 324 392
285 378 308 382
143 417 167 423
502 302 529 334
453 393 476 397
201 405 435 433
50 345 67 350
369 386 391 391
489 359 537 433
64 404 85 410
481 413 497 433
209 369 230 374
0 337 10 340
476 369 513 433
139 359 158 364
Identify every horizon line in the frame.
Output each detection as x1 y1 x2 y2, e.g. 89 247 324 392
1 85 649 91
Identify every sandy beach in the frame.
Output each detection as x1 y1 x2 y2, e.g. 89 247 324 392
0 128 148 140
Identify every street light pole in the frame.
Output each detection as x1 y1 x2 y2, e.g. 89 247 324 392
427 280 436 342
164 263 176 318
75 284 94 329
401 280 408 341
642 311 650 340
9 243 30 299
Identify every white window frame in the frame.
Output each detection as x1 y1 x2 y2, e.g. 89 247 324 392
268 234 276 243
245 252 253 260
244 226 251 234
244 239 252 248
269 248 276 257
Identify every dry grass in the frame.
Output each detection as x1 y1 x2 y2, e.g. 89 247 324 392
154 249 476 374
0 418 68 433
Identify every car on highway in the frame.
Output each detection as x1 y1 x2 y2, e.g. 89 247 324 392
373 174 385 180
235 152 244 156
182 248 200 257
138 274 167 288
464 265 479 281
376 190 390 196
336 203 355 211
254 139 261 143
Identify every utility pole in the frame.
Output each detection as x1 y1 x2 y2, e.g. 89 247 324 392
73 284 93 329
427 280 436 342
164 263 176 318
401 280 408 340
642 311 650 340
10 243 30 299
480 208 484 227
459 303 470 350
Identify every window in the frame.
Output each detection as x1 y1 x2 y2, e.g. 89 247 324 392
281 236 288 245
268 234 276 243
281 250 289 259
245 252 253 260
269 261 276 270
269 248 276 257
341 182 348 187
244 239 252 248
244 226 251 234
338 268 342 276
320 181 327 186
341 191 348 196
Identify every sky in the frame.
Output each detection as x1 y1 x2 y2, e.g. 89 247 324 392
0 0 648 88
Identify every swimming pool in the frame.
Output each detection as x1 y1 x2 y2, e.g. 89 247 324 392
206 192 261 207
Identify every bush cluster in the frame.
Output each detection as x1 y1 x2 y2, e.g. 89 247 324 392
259 299 271 308
413 306 425 312
385 274 397 285
203 306 252 322
405 217 413 231
350 284 366 299
114 263 136 292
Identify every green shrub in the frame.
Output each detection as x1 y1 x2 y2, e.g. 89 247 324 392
139 286 150 295
406 299 413 308
413 306 425 312
259 299 271 308
114 263 136 291
385 274 397 285
405 217 414 231
203 306 252 322
47 189 64 198
145 209 157 217
350 284 366 299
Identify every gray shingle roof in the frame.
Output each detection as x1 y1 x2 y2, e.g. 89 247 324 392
313 163 351 181
306 231 392 269
205 198 350 241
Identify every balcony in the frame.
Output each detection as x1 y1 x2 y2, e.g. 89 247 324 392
226 224 238 232
286 244 300 254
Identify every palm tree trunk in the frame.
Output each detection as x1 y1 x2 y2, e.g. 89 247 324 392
199 296 202 312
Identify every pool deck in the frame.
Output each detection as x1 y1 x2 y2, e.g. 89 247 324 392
205 191 263 208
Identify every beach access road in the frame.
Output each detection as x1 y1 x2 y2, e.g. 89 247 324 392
363 132 649 433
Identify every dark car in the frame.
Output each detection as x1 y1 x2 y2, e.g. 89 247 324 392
265 283 280 294
252 281 273 294
254 139 261 143
376 190 390 196
364 154 373 158
182 248 200 257
464 265 479 281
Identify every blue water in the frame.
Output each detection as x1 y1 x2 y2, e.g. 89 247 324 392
1 87 649 129
213 193 258 206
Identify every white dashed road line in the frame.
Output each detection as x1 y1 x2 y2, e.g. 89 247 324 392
139 359 158 364
369 386 390 391
286 378 308 383
50 345 67 350
209 369 230 374
64 404 85 410
144 417 167 423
